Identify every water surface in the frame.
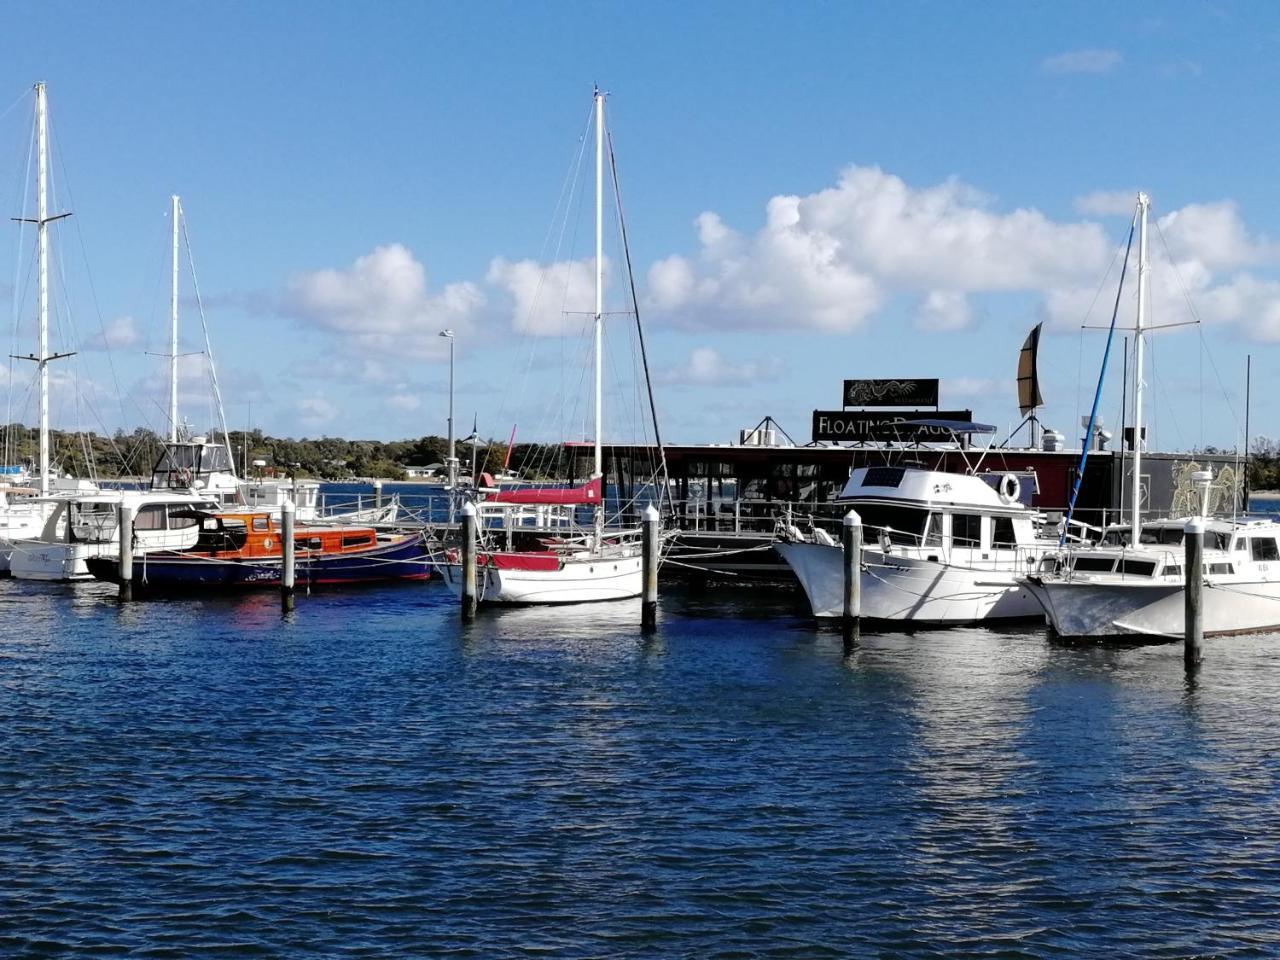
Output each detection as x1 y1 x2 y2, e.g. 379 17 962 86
2 578 1279 956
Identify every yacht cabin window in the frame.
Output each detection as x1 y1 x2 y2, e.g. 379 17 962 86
855 504 930 546
992 516 1016 549
951 514 982 549
167 506 200 530
1251 538 1279 562
134 504 168 531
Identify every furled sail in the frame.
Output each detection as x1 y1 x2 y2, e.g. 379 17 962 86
488 476 602 506
1016 322 1044 416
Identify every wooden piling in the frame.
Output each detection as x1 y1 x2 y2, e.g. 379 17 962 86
374 479 384 510
281 498 296 613
461 501 477 621
117 502 135 602
1185 516 1204 669
642 503 660 630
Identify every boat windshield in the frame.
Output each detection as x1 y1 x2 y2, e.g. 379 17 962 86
853 504 930 546
194 516 249 553
1101 526 1229 551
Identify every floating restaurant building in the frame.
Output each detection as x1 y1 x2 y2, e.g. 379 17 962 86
574 372 1244 582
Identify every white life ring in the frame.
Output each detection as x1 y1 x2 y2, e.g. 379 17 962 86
998 474 1021 504
264 537 273 549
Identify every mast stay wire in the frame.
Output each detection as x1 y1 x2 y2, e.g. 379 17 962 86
180 210 235 469
481 103 594 480
49 102 134 473
6 104 36 470
1153 217 1241 446
607 124 668 513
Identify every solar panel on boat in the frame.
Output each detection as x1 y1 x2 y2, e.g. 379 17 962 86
863 467 905 488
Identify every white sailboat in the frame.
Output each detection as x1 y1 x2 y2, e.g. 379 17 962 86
438 89 655 604
1022 193 1280 639
0 83 98 572
10 195 394 580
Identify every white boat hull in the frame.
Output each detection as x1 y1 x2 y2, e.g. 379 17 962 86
8 541 102 581
0 505 56 574
440 553 644 604
776 541 1043 623
1024 576 1280 639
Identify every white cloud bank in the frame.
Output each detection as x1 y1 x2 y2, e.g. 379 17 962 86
274 167 1280 387
283 244 484 356
485 255 607 337
645 167 1280 339
647 165 1111 333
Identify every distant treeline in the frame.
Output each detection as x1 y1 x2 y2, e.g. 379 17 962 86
1246 438 1280 492
0 423 574 481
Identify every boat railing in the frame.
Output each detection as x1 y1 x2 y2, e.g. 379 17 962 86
669 498 846 535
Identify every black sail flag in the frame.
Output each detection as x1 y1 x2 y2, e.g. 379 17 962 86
1017 323 1044 416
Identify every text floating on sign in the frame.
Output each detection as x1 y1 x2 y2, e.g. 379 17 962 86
812 409 973 443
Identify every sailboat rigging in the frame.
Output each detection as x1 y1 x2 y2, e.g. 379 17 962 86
1022 193 1280 639
438 88 666 605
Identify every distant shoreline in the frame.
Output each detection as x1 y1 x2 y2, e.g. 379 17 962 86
1251 490 1280 500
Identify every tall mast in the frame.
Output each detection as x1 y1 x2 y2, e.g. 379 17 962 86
170 195 180 443
593 88 604 542
35 83 50 496
1130 192 1150 547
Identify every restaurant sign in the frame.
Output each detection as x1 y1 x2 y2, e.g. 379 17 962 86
842 378 939 408
812 409 972 443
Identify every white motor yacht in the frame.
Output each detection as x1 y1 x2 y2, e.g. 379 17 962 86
777 462 1058 624
1023 514 1280 639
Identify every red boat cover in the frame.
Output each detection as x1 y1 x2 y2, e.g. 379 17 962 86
488 476 602 506
485 552 561 571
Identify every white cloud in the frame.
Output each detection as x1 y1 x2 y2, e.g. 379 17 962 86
1074 189 1140 217
284 244 484 356
1041 49 1122 75
486 255 606 337
918 290 972 331
1186 274 1280 340
658 346 785 387
1156 201 1275 271
83 315 140 351
648 165 1109 332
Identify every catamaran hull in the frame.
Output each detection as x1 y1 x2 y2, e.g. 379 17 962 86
85 536 432 592
776 541 1043 624
1024 576 1280 639
439 554 644 604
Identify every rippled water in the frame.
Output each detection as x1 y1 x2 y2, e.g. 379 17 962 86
3 577 1280 957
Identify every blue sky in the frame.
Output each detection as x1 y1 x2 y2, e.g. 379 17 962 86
2 1 1279 452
